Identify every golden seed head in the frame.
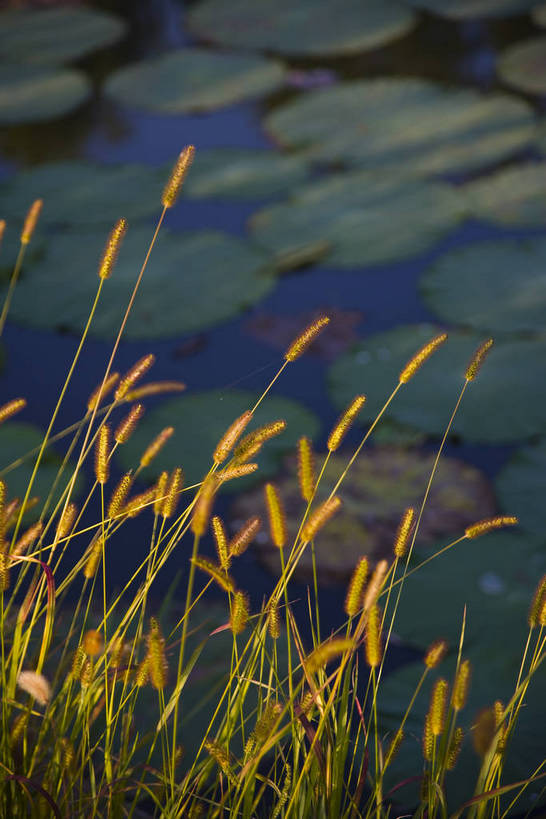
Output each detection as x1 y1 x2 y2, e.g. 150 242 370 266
0 219 5 244
265 483 287 549
108 637 126 669
161 467 184 519
204 739 231 775
234 420 286 462
301 495 342 542
21 199 42 245
365 604 383 668
115 403 144 444
473 707 496 756
212 515 230 570
422 713 434 761
82 629 103 657
0 398 26 425
147 617 168 690
327 395 366 452
0 551 9 591
465 516 517 539
153 471 169 516
447 727 464 770
213 410 253 465
10 712 29 745
424 639 448 669
71 646 86 680
191 475 217 537
362 559 389 611
141 426 175 467
393 507 415 559
297 436 315 502
399 332 448 384
124 380 186 401
56 502 78 541
344 556 369 618
162 145 196 208
429 678 449 736
253 701 282 744
384 729 404 769
107 472 133 520
452 659 471 711
465 338 494 381
284 315 330 362
12 521 43 557
229 515 261 557
268 599 281 639
87 372 120 412
98 217 127 279
192 556 235 593
230 590 250 635
135 656 149 687
115 354 155 401
306 637 354 674
528 573 546 628
220 462 258 482
83 536 103 579
16 670 51 705
95 424 111 484
124 487 156 517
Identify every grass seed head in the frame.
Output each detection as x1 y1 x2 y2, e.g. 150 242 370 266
393 507 415 559
365 604 383 668
399 332 447 384
230 590 250 635
297 436 315 502
229 515 261 557
284 315 330 362
212 515 229 570
56 502 78 541
124 380 185 401
452 659 471 711
161 467 184 519
213 410 253 465
429 678 449 736
95 424 111 484
465 338 494 381
87 372 119 412
424 639 448 669
362 559 389 611
0 398 26 425
327 395 366 452
306 637 354 674
124 486 156 518
83 536 103 579
447 727 465 770
147 617 168 690
268 599 281 639
422 713 434 761
528 574 546 628
465 516 517 539
301 495 342 542
220 462 258 483
265 483 287 549
473 707 496 756
21 199 42 245
17 670 51 705
234 420 286 462
384 729 404 768
162 145 196 208
192 556 235 593
115 403 144 444
108 472 133 520
82 629 103 657
98 217 127 279
191 475 217 536
115 354 155 401
12 521 43 557
154 471 169 516
141 426 175 467
344 556 369 617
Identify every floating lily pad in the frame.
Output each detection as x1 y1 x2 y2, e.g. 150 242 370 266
249 173 465 269
462 163 546 226
328 324 546 442
187 0 416 57
402 0 537 18
0 62 90 124
532 2 546 26
498 36 546 96
117 390 320 488
420 237 546 333
105 48 285 114
4 229 276 339
0 6 126 65
231 448 495 584
0 161 167 227
496 438 546 540
182 149 310 200
0 422 83 519
264 79 535 176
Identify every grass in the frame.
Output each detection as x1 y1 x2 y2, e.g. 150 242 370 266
0 147 544 818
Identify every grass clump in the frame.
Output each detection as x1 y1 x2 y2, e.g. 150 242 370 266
0 147 543 819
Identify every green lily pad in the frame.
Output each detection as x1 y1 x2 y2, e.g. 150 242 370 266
0 421 83 520
496 439 546 540
249 173 465 269
0 161 168 227
231 447 495 584
0 62 90 124
402 0 537 18
0 6 126 65
117 389 320 488
532 2 546 26
328 324 546 442
105 48 285 114
187 0 416 57
498 36 546 96
420 237 546 334
264 79 535 175
4 228 276 340
182 149 310 200
462 163 546 226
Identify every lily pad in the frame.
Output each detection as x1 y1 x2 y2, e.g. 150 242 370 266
249 173 465 269
105 48 285 114
0 161 167 227
0 6 126 65
3 228 276 339
231 448 495 584
117 390 320 488
187 0 416 57
182 149 310 200
496 438 546 540
264 79 535 176
498 36 546 96
0 421 83 519
328 324 546 442
0 62 90 124
402 0 538 18
462 163 546 226
420 237 546 333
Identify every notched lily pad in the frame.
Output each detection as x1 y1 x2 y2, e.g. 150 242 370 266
230 447 495 584
3 228 277 339
249 173 465 269
498 36 546 96
0 6 126 65
264 78 535 176
496 438 546 540
420 237 546 333
0 62 90 124
117 389 320 488
105 48 286 114
462 162 546 226
187 0 416 57
328 324 546 442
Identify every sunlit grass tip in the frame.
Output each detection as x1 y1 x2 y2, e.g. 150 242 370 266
161 466 184 519
365 603 382 668
212 515 229 570
362 558 389 611
306 637 354 674
230 590 250 635
452 658 471 711
301 495 342 542
0 397 26 425
16 670 51 705
344 556 369 618
213 409 253 465
424 638 448 669
87 372 119 411
140 426 175 467
327 394 366 452
98 217 128 280
95 423 111 484
21 198 42 245
465 515 517 539
284 314 330 362
465 337 494 381
147 617 168 690
229 515 261 558
528 573 546 628
115 353 155 400
265 482 287 549
192 556 235 594
162 144 196 208
191 475 217 536
114 402 144 444
393 506 415 559
399 332 447 383
297 436 315 502
107 472 133 520
428 678 449 736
